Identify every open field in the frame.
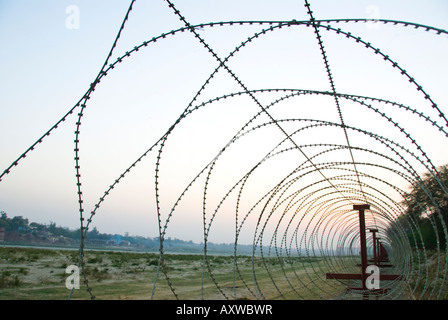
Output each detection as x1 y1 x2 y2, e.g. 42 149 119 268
4 246 446 300
0 246 353 300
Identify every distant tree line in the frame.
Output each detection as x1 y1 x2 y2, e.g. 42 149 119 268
0 211 145 244
0 212 29 232
394 164 448 250
0 211 261 254
1 211 87 240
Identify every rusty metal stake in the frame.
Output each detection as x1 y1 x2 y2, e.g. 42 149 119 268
326 204 403 299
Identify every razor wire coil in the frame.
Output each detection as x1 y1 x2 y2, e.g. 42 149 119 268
1 0 447 300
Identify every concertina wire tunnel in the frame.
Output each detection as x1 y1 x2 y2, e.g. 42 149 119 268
0 0 447 300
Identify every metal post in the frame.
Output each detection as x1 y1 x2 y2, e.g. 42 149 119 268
326 204 403 298
369 229 378 265
354 204 370 290
376 238 381 262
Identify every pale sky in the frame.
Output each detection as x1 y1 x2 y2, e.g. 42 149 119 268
0 0 447 247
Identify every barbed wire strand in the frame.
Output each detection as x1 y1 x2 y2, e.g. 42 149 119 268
1 0 447 300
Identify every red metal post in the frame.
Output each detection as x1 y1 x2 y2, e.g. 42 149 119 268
376 238 381 262
325 204 403 298
354 204 370 290
369 228 378 265
326 273 401 281
379 242 389 262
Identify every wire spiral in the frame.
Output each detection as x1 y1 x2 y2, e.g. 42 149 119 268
1 1 447 300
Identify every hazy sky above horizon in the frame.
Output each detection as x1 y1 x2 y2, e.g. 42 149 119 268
0 0 447 246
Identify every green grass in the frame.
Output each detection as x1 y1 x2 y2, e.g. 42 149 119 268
0 246 352 300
